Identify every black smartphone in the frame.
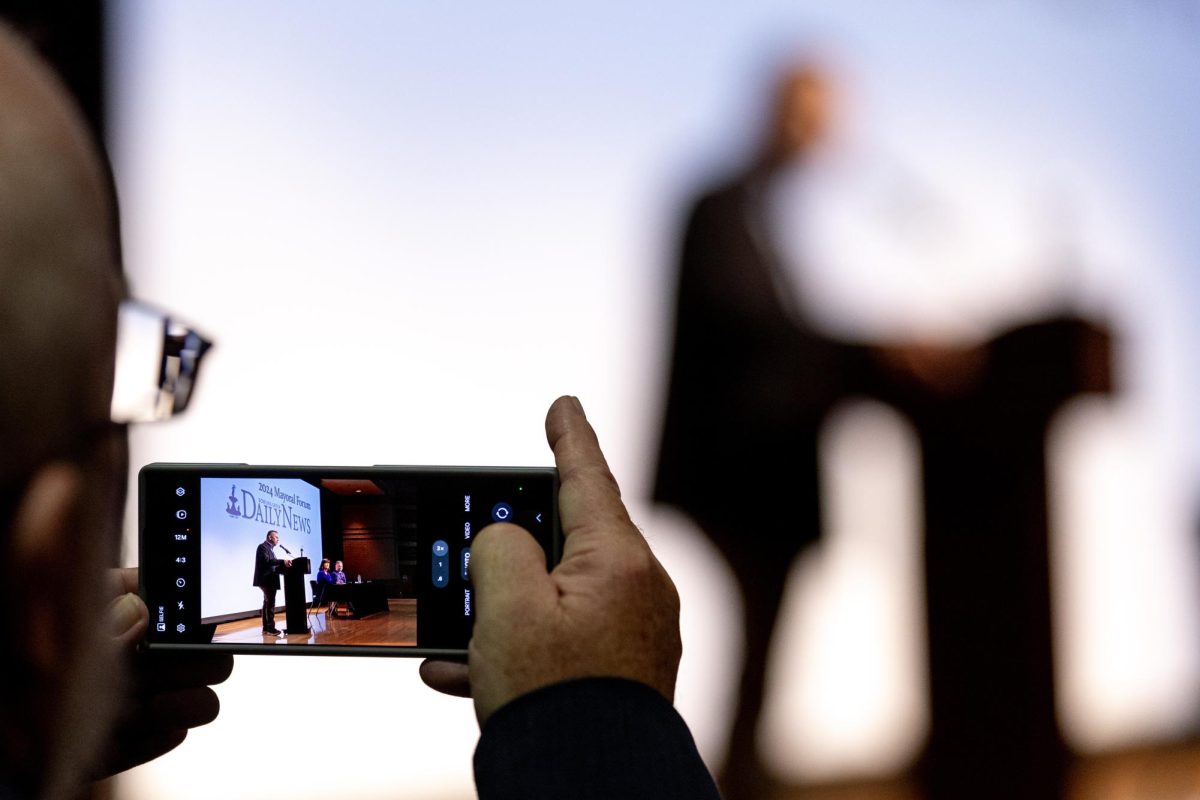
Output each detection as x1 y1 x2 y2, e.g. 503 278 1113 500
139 463 560 657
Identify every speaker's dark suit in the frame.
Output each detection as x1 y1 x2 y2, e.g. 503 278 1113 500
654 168 872 551
252 540 284 631
253 541 283 588
653 167 872 793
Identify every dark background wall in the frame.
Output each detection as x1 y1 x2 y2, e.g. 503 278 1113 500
323 489 418 597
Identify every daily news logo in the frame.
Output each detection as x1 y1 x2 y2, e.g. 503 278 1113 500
224 483 313 533
225 485 242 517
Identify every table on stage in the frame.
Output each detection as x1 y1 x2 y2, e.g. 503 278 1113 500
321 582 389 618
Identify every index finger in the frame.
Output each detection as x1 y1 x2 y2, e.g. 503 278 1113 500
545 396 635 546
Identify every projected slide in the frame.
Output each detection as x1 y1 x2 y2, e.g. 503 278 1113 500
200 477 323 620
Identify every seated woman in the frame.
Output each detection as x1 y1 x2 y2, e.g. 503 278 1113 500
315 558 341 616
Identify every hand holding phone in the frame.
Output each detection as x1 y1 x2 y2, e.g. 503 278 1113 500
97 567 233 776
420 396 682 725
140 463 559 656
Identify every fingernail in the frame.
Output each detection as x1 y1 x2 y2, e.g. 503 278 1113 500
108 592 144 637
570 395 585 415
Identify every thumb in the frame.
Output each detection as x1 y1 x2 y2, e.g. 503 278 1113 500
109 592 149 648
470 522 555 620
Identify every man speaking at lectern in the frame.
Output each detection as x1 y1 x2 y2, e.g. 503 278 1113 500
253 529 292 635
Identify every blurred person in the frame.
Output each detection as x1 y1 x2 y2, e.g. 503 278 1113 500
656 52 1114 800
253 529 291 635
0 23 230 799
332 559 347 584
653 60 888 799
751 51 1114 800
421 397 721 800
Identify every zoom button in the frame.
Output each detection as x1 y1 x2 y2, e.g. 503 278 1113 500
432 540 450 588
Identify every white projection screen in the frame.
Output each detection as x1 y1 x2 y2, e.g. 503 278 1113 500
198 477 323 620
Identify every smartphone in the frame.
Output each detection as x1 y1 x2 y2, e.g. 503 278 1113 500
139 463 559 657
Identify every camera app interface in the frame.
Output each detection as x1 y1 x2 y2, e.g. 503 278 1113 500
141 467 556 651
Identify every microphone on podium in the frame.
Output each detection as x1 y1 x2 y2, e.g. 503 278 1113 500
279 543 292 555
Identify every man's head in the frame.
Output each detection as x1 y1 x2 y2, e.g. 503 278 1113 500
0 21 126 800
760 61 837 165
266 530 280 545
335 560 343 571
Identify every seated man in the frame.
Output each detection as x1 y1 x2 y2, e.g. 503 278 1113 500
327 560 353 614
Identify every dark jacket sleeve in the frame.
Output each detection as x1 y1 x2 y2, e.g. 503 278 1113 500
474 677 721 800
253 542 282 588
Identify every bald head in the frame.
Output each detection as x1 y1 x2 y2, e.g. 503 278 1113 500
760 61 837 165
0 22 122 482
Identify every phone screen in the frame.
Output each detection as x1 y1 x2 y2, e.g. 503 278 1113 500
139 463 559 656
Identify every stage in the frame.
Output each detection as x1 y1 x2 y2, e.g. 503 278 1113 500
211 598 417 647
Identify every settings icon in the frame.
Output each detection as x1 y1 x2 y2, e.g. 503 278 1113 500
176 623 186 634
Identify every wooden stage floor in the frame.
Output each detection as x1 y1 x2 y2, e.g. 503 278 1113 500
211 598 417 647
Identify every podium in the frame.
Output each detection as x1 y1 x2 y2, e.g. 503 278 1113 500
281 557 312 633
